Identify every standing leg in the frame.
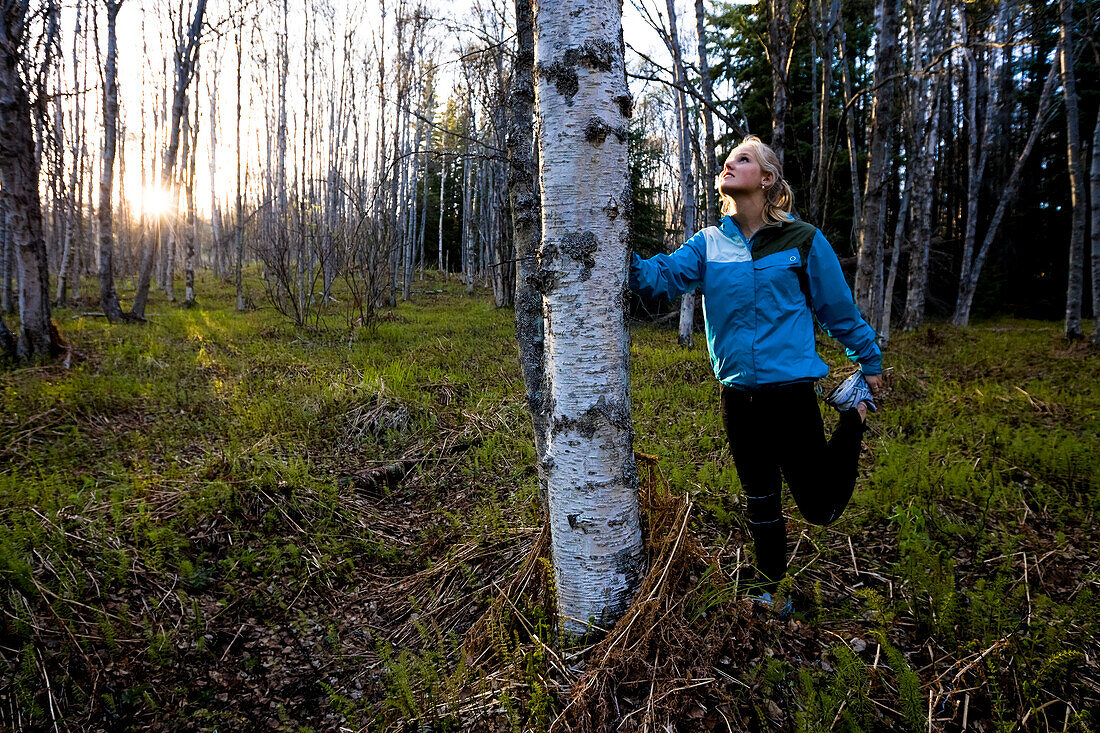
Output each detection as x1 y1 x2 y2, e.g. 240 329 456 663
721 386 786 589
779 382 867 525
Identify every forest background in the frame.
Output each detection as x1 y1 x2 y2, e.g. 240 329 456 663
1 0 1099 729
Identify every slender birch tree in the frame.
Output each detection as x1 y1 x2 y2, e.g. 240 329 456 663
508 0 547 502
97 0 125 322
1059 0 1085 341
951 57 1060 327
0 196 11 315
533 0 645 635
132 0 207 319
836 14 861 243
1091 116 1100 348
694 0 717 225
664 0 696 347
952 1 1010 328
853 0 900 331
0 0 63 359
808 0 839 223
0 309 12 360
766 0 792 165
234 8 244 311
901 0 945 331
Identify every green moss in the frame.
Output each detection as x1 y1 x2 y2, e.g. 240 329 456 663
2 274 1097 727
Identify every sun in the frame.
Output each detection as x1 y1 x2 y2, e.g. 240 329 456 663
139 184 176 217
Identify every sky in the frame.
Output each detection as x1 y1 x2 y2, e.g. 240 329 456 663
57 0 757 218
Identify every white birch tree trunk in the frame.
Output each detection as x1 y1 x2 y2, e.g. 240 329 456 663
0 197 11 314
902 86 941 331
509 0 547 503
767 0 791 165
234 12 244 311
133 0 206 319
853 0 900 332
1090 115 1100 348
438 151 446 273
902 0 944 331
951 0 1011 326
0 1 62 359
809 0 840 222
183 96 199 306
533 0 645 635
1059 0 1085 340
0 309 13 361
665 0 696 348
837 19 861 242
207 57 223 280
54 13 76 306
97 0 125 321
952 57 1060 327
694 0 717 225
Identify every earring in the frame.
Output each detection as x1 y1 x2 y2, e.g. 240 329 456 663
760 183 766 190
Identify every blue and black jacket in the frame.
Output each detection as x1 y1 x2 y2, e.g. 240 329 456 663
630 215 881 390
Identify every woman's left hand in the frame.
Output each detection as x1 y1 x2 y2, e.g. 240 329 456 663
865 374 884 398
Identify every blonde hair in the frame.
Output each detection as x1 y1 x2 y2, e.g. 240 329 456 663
716 135 794 225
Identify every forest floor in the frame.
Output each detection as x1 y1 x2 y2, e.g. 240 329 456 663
1 272 1098 732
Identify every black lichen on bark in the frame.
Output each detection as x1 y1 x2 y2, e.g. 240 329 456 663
613 93 633 119
575 39 617 71
537 60 579 98
536 39 619 99
528 268 558 295
602 194 620 222
613 543 646 597
560 231 598 280
584 116 627 146
551 394 631 438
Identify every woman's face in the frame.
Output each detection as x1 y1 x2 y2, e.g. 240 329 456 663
719 145 772 196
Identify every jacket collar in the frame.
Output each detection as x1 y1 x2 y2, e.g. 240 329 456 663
720 214 793 240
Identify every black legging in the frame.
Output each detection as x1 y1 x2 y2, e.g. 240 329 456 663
721 381 867 590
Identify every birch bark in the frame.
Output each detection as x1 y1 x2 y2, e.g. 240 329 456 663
235 12 244 311
0 197 10 314
853 0 899 331
952 58 1060 326
533 0 645 635
901 0 944 331
664 0 696 347
438 151 445 273
1090 115 1100 348
694 0 717 225
0 0 62 359
132 0 207 319
97 0 125 322
509 0 547 503
1059 0 1085 340
0 311 13 360
54 0 84 305
837 18 861 242
809 0 839 222
951 0 1012 326
183 95 198 306
767 0 791 164
207 56 223 280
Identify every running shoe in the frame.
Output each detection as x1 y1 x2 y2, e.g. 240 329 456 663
824 371 877 414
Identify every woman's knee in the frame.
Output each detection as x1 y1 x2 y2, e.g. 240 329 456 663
800 506 836 526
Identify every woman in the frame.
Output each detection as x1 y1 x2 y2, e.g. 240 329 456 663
629 135 882 603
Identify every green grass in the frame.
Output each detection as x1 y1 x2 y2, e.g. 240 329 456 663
2 273 1098 730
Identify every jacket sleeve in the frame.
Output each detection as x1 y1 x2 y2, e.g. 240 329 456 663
805 229 882 375
629 230 707 301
